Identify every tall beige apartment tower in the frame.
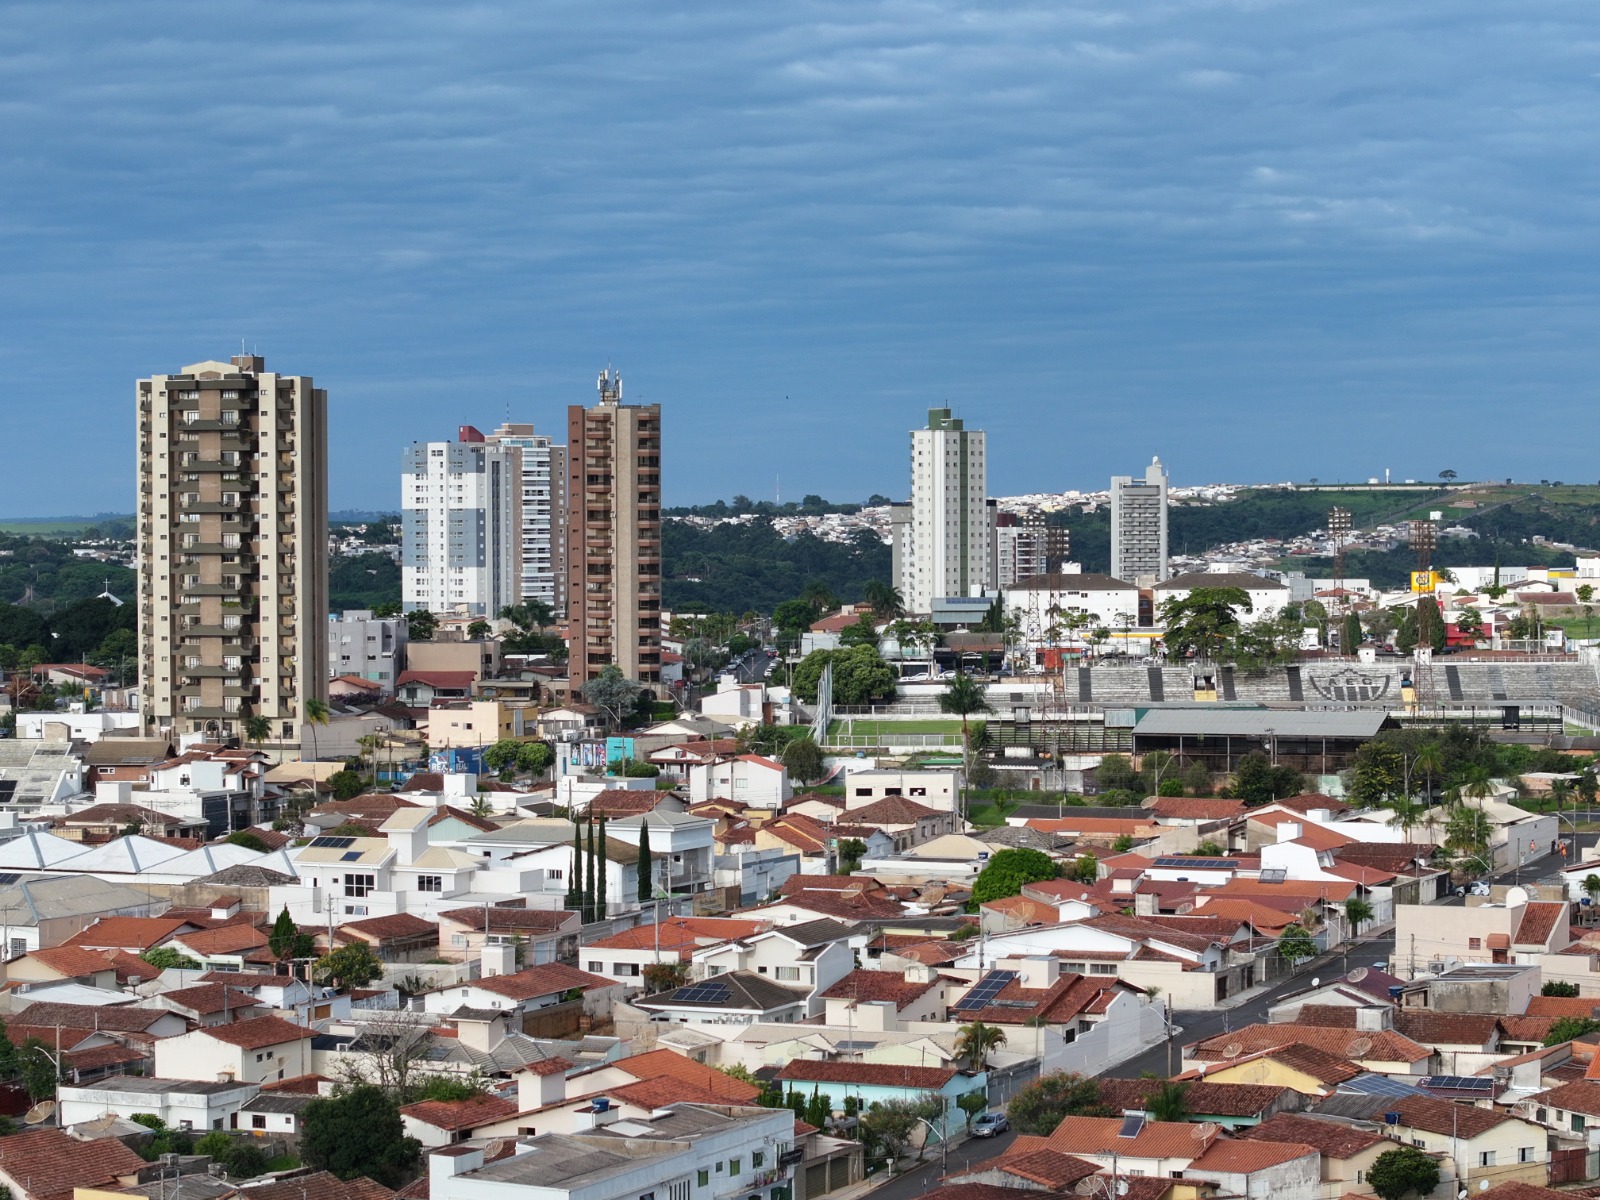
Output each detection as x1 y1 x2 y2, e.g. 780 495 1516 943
566 369 662 692
137 355 329 746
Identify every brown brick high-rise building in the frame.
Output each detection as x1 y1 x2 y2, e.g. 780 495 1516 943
566 369 662 692
137 355 328 745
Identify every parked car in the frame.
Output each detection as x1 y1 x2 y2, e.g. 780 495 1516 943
971 1112 1009 1137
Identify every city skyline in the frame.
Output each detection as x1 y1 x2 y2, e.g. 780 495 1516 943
5 4 1600 514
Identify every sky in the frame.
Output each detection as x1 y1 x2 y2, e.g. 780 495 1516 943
3 1 1599 514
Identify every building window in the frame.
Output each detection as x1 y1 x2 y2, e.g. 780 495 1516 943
752 1152 764 1169
344 874 375 898
1519 1147 1535 1163
1468 937 1482 950
697 1171 709 1188
728 1160 740 1176
452 934 467 947
1575 1114 1587 1132
417 876 443 892
1479 1152 1495 1168
252 1115 267 1129
588 961 604 973
774 967 800 981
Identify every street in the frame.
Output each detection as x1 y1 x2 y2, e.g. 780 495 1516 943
864 1128 1018 1200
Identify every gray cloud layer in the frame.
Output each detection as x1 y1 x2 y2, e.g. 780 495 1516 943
1 1 1597 509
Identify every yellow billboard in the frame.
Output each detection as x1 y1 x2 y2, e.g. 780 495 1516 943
1411 571 1437 593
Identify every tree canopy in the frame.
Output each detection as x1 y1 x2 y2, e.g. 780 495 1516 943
1005 1072 1113 1134
791 645 897 705
1367 1146 1441 1200
301 1084 421 1187
971 847 1058 906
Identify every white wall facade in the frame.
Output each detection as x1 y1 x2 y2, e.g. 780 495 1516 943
903 409 991 614
402 434 521 618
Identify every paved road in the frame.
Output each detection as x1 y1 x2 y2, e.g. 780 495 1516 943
864 1129 1018 1200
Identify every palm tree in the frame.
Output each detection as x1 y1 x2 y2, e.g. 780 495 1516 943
953 1020 1007 1072
1387 794 1427 840
1584 875 1600 905
1412 742 1445 806
1548 777 1573 820
244 714 272 764
303 698 330 762
939 671 993 749
863 580 906 621
1461 766 1496 808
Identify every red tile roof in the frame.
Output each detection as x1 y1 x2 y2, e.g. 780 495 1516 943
200 1014 313 1049
472 962 613 1002
989 1149 1099 1188
238 1171 394 1200
23 945 118 978
614 1048 760 1101
1148 798 1247 821
1239 1112 1389 1157
775 1060 956 1089
1095 1078 1296 1119
171 924 271 955
1045 1115 1221 1160
1516 902 1568 946
1390 1094 1514 1138
400 1093 518 1131
162 983 267 1017
1527 1080 1600 1117
439 906 574 934
1190 1139 1318 1174
847 796 943 824
820 969 938 1011
337 912 438 942
1190 1022 1429 1065
0 1126 147 1200
1526 995 1600 1018
63 916 190 951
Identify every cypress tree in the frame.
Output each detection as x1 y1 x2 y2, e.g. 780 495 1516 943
638 816 653 901
584 817 597 923
1342 612 1362 656
596 817 609 920
568 820 584 912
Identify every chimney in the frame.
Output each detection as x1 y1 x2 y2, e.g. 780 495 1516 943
1134 891 1159 917
455 1012 508 1053
574 1098 621 1131
903 962 933 984
1355 1006 1393 1032
430 1145 486 1182
1277 821 1302 843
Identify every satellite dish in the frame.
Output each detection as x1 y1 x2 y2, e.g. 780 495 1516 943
1193 1121 1219 1140
1311 977 1321 988
1348 1036 1374 1058
1504 886 1531 908
1480 1181 1489 1192
22 1100 54 1125
1348 967 1369 983
1222 1042 1244 1060
1117 1184 1130 1197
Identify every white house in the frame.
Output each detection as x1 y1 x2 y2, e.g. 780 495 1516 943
153 1014 314 1085
420 962 621 1021
691 920 855 1017
839 768 959 815
57 1074 258 1133
688 755 792 810
1004 572 1142 645
1153 570 1290 621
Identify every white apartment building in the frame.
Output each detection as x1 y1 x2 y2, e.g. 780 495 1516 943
1111 456 1170 584
401 426 521 618
894 408 992 614
327 609 407 689
487 422 567 615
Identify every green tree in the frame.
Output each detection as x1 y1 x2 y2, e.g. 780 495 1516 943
1341 611 1363 654
1005 1072 1112 1135
1348 739 1407 808
1276 924 1317 965
1542 981 1581 997
1145 1081 1190 1122
781 736 825 784
641 960 688 993
958 1090 989 1131
1367 1145 1441 1200
582 665 646 728
327 770 365 801
314 942 385 989
268 906 314 962
225 829 269 852
803 1088 834 1131
953 1021 1007 1072
19 1036 61 1100
838 837 867 873
303 697 330 761
864 580 906 621
244 714 273 762
1544 1016 1600 1046
406 609 437 641
1112 834 1135 853
301 1084 421 1187
859 1095 944 1163
595 816 609 919
1345 897 1374 938
1227 752 1305 806
1096 754 1145 797
466 619 492 640
637 817 654 900
1063 853 1098 884
1455 606 1483 641
1585 874 1600 905
1159 587 1252 661
971 847 1058 906
791 645 897 705
140 946 201 971
838 616 880 647
1444 805 1493 875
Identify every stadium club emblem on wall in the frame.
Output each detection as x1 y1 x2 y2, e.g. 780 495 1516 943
1306 668 1393 703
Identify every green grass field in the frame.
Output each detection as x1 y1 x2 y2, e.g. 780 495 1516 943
826 718 963 737
0 519 103 535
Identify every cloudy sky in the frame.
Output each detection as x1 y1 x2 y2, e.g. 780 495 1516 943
3 1 1598 512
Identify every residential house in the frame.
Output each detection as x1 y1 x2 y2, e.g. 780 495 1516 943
0 1127 148 1200
0 875 165 959
1382 1094 1549 1190
1177 1044 1364 1097
688 755 793 810
157 982 268 1027
691 919 856 1016
1239 1112 1393 1194
335 912 440 962
819 966 946 1028
153 1013 314 1084
839 769 959 814
1184 1023 1433 1076
843 796 957 850
631 968 810 1025
57 1073 257 1132
1094 1078 1303 1129
1519 1080 1600 1151
436 906 581 965
421 962 621 1022
579 917 766 991
1042 1115 1223 1175
1185 1138 1321 1200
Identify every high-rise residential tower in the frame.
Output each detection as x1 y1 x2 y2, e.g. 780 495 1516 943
401 426 521 618
566 369 662 691
487 423 567 616
137 355 328 745
896 408 992 614
1111 456 1170 583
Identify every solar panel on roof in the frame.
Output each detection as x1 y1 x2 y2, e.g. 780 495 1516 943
1259 869 1288 884
340 851 364 861
309 836 356 849
1423 1075 1493 1092
1118 1114 1146 1138
1153 857 1239 869
672 981 732 1004
952 969 1018 1012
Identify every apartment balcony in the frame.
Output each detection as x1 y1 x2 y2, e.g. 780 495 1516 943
180 459 241 473
181 542 238 555
181 582 248 597
180 706 235 720
182 500 242 514
180 663 251 679
180 419 245 433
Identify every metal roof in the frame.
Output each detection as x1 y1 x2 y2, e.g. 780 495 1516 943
1132 710 1392 738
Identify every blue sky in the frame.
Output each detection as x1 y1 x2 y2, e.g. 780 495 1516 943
3 1 1598 513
